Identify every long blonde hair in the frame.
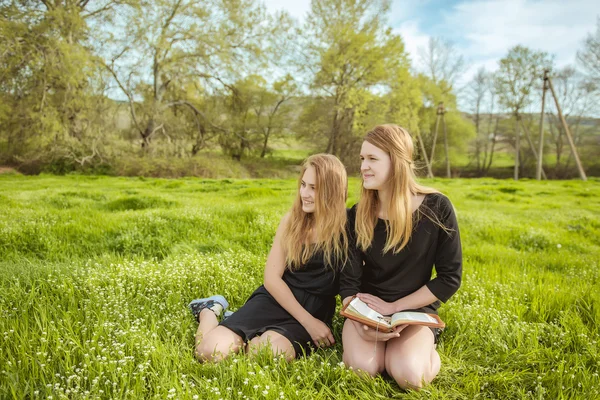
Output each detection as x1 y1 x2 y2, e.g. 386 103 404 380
282 154 349 270
356 124 439 253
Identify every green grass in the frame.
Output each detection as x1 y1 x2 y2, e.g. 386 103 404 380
1 175 599 399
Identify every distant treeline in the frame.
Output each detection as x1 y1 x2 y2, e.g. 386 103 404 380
1 1 599 178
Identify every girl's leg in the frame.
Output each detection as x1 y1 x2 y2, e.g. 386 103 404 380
194 308 244 362
384 325 440 390
341 319 386 376
247 330 296 361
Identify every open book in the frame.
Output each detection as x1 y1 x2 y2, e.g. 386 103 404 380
340 296 445 333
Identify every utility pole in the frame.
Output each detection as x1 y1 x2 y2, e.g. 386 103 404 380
441 103 451 178
536 70 548 180
546 74 587 181
429 102 450 178
430 102 443 163
416 133 434 178
514 111 520 180
519 119 547 179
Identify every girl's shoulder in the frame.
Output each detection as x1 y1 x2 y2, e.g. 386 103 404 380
420 192 456 222
423 192 452 208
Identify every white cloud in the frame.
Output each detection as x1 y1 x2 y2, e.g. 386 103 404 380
392 20 431 68
444 0 600 68
262 0 310 21
433 0 600 103
261 0 600 97
389 0 423 24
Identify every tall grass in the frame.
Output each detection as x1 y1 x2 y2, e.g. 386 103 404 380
1 175 599 399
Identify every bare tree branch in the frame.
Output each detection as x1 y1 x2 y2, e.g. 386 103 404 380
165 100 250 142
101 61 144 135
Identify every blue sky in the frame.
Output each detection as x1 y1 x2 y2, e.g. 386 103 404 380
263 0 600 84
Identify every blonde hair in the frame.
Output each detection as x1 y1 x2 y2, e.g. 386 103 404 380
282 154 349 270
356 124 439 253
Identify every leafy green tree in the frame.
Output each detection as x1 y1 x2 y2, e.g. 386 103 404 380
101 0 279 152
0 0 129 169
495 45 552 180
203 73 297 160
300 0 413 160
415 37 466 177
218 75 265 160
416 74 474 176
254 75 297 158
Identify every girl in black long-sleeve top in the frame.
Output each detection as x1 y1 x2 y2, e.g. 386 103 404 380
340 124 462 390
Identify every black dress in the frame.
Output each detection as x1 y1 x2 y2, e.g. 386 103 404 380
220 250 340 356
340 193 462 341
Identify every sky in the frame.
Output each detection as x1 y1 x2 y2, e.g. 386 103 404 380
263 0 600 89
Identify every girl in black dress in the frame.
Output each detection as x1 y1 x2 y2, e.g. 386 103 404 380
340 124 462 389
191 154 350 362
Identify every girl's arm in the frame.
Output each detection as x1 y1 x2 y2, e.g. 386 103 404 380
425 195 462 303
263 214 335 347
339 207 363 307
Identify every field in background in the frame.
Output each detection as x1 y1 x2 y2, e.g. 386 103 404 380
7 130 594 180
1 175 599 399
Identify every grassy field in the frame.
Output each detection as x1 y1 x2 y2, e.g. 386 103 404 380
0 173 599 399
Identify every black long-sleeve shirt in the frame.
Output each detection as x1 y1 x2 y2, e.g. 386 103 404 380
339 193 462 313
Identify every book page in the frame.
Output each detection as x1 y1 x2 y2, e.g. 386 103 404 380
348 298 390 327
391 312 437 325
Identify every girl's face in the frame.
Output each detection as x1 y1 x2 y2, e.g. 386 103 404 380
300 165 317 213
360 141 392 191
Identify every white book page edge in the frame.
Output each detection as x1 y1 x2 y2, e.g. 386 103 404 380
348 297 388 325
391 312 437 325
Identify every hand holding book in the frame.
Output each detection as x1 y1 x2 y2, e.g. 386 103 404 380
355 292 398 315
340 296 445 333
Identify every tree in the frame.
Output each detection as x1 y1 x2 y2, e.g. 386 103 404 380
300 0 412 159
416 73 474 177
467 67 489 175
0 0 130 169
577 17 600 84
254 75 297 158
100 0 279 153
417 37 465 96
495 45 552 180
416 37 466 177
482 72 499 175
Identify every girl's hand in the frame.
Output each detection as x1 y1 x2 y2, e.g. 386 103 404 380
351 321 408 342
303 317 335 348
357 293 398 315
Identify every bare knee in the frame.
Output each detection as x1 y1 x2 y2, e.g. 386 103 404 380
195 336 239 363
195 340 222 362
388 360 437 390
246 336 263 357
343 350 384 377
248 332 295 361
392 368 424 389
